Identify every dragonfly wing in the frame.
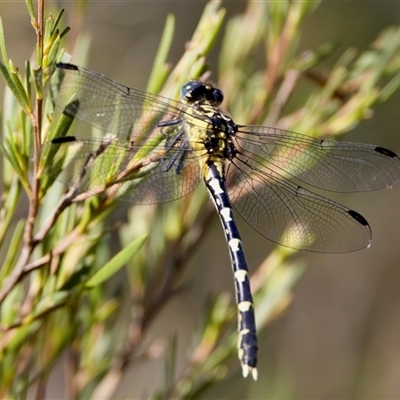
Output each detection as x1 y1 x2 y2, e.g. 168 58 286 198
235 126 400 192
43 136 201 204
125 160 201 204
52 63 184 141
227 162 371 253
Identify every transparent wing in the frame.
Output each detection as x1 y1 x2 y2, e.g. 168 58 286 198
235 126 400 192
52 63 190 141
227 162 371 253
43 136 202 204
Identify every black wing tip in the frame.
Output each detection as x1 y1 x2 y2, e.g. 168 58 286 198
56 62 78 71
375 146 399 159
348 209 369 227
51 136 77 144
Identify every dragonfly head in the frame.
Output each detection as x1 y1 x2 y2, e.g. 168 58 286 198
181 81 224 107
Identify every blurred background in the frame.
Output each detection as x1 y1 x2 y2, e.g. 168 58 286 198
2 1 400 398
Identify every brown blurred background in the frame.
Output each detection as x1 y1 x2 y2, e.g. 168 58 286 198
2 1 400 398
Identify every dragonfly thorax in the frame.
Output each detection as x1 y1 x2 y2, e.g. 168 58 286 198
201 111 238 161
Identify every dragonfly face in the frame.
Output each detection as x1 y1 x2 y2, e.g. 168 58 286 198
181 81 224 107
45 62 400 380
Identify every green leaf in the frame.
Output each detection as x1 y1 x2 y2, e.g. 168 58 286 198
45 34 61 70
39 99 78 191
24 0 35 21
51 9 65 37
146 14 175 94
160 0 225 98
24 59 32 101
0 178 21 247
0 62 31 115
44 13 54 45
26 291 70 322
32 65 43 99
0 219 24 279
10 61 32 110
380 70 400 102
0 16 9 68
86 234 147 287
3 134 30 191
4 321 41 351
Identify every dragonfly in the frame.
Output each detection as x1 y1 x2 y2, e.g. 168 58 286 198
45 62 400 380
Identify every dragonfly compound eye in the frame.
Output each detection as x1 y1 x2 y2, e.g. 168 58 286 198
209 88 224 106
181 81 203 103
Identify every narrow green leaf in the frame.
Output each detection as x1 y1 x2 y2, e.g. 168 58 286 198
86 234 148 287
2 136 24 179
0 179 22 249
45 34 61 70
0 16 9 68
0 62 32 114
20 104 32 161
24 0 35 21
0 219 24 279
192 0 226 55
26 291 70 322
24 60 32 102
0 63 24 110
9 61 32 111
44 21 60 58
39 101 77 191
4 135 30 191
379 70 400 102
0 276 23 327
44 13 54 45
33 66 43 99
4 321 41 351
161 0 225 97
51 9 65 37
146 14 175 94
59 26 71 40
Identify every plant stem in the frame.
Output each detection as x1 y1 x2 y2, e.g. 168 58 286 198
0 0 44 304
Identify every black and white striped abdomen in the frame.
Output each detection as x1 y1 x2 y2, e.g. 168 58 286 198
204 161 258 380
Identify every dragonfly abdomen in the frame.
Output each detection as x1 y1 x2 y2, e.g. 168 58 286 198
204 160 258 380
